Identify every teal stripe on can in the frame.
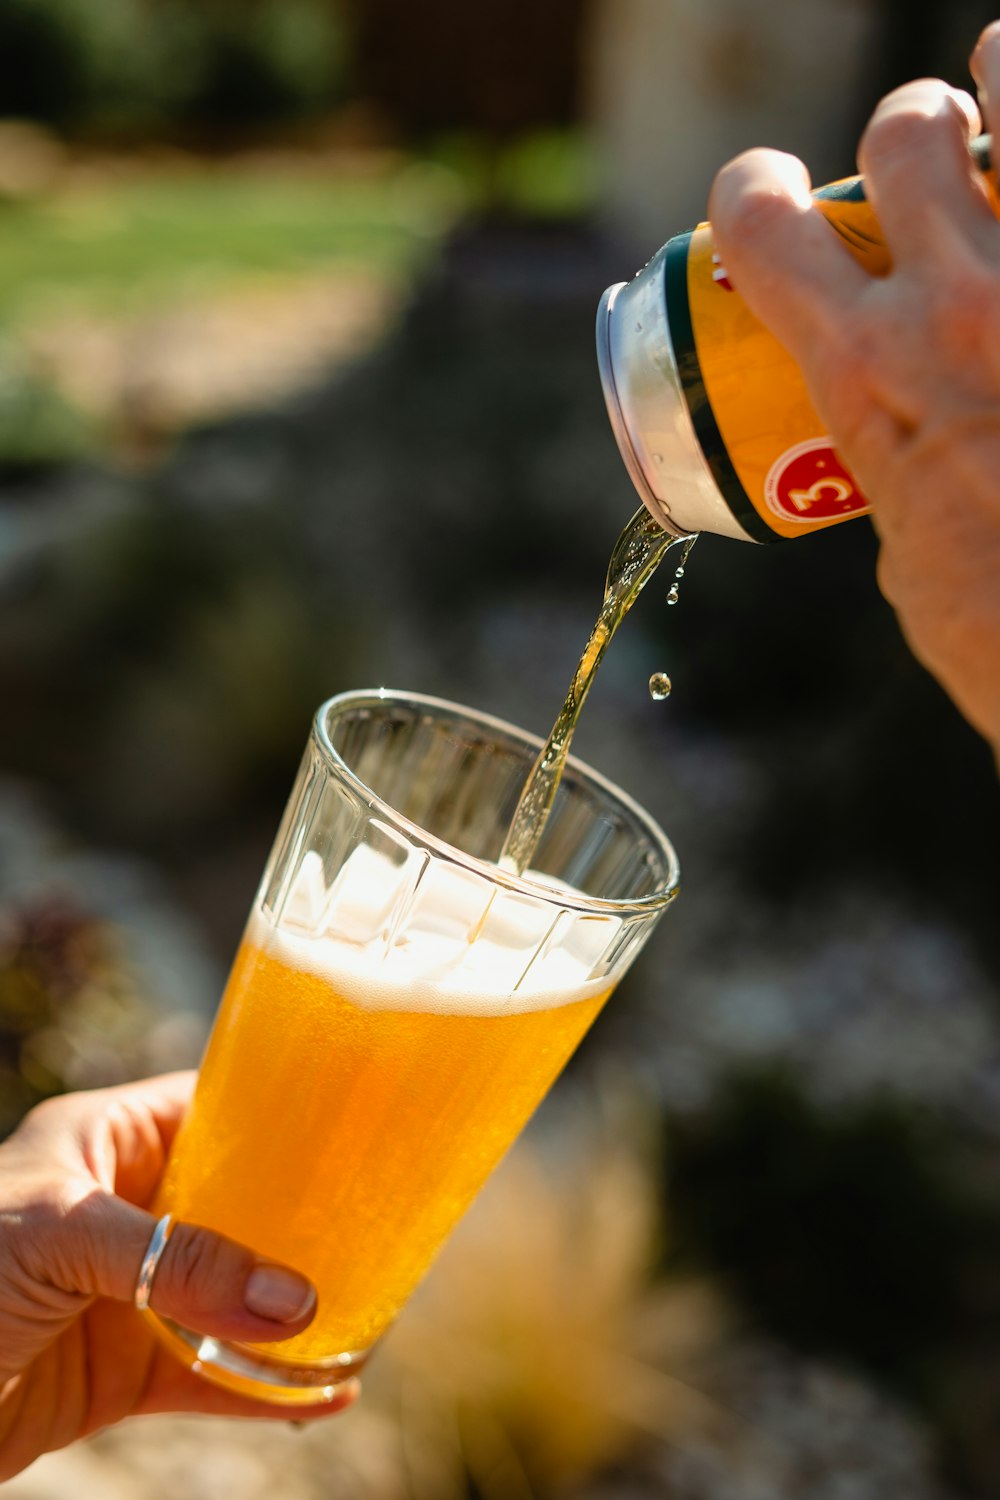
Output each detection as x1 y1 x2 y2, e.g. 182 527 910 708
662 235 776 543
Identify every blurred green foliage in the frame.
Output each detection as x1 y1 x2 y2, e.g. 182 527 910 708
0 167 451 327
0 149 465 468
432 129 600 221
0 0 350 133
0 350 96 467
0 131 599 469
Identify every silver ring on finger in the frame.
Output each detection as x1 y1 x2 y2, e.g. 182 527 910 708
133 1213 174 1311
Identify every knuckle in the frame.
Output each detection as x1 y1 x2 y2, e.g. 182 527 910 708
971 22 1000 80
721 179 797 246
861 107 928 171
160 1224 229 1311
18 1094 68 1134
12 1088 99 1153
860 85 972 171
0 1181 98 1303
718 146 787 182
712 149 808 238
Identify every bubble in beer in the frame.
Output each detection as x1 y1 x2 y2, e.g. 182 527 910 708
648 672 672 700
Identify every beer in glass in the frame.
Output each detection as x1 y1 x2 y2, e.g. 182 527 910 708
150 689 679 1403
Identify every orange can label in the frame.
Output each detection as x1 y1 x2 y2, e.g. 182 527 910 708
664 140 998 540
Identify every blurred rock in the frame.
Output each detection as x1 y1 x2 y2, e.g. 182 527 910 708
0 780 215 1134
646 1341 948 1500
0 464 128 586
0 781 219 1018
614 892 1000 1133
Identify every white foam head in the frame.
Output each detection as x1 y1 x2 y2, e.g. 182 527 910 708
254 847 624 1015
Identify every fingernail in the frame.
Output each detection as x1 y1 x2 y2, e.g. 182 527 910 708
244 1262 316 1323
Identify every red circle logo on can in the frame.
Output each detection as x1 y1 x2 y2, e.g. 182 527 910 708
764 438 871 525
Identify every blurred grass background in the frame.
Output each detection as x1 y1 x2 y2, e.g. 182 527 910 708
2 1 1000 1497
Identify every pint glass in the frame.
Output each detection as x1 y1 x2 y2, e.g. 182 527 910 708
150 689 679 1404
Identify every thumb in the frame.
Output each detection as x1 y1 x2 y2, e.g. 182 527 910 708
66 1190 318 1343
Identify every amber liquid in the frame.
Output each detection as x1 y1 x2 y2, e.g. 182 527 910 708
157 933 611 1362
500 512 693 874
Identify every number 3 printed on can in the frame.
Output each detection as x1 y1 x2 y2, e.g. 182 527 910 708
764 439 867 526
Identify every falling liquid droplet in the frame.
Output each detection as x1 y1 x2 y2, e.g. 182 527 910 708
649 672 672 700
666 585 680 605
674 565 685 579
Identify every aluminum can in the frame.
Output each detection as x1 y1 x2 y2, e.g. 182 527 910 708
598 135 995 542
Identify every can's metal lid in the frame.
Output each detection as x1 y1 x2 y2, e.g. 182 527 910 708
596 282 672 526
597 251 757 542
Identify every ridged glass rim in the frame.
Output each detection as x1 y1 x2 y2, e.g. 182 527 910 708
312 688 680 919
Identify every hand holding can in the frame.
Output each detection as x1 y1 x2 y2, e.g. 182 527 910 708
709 32 1000 755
